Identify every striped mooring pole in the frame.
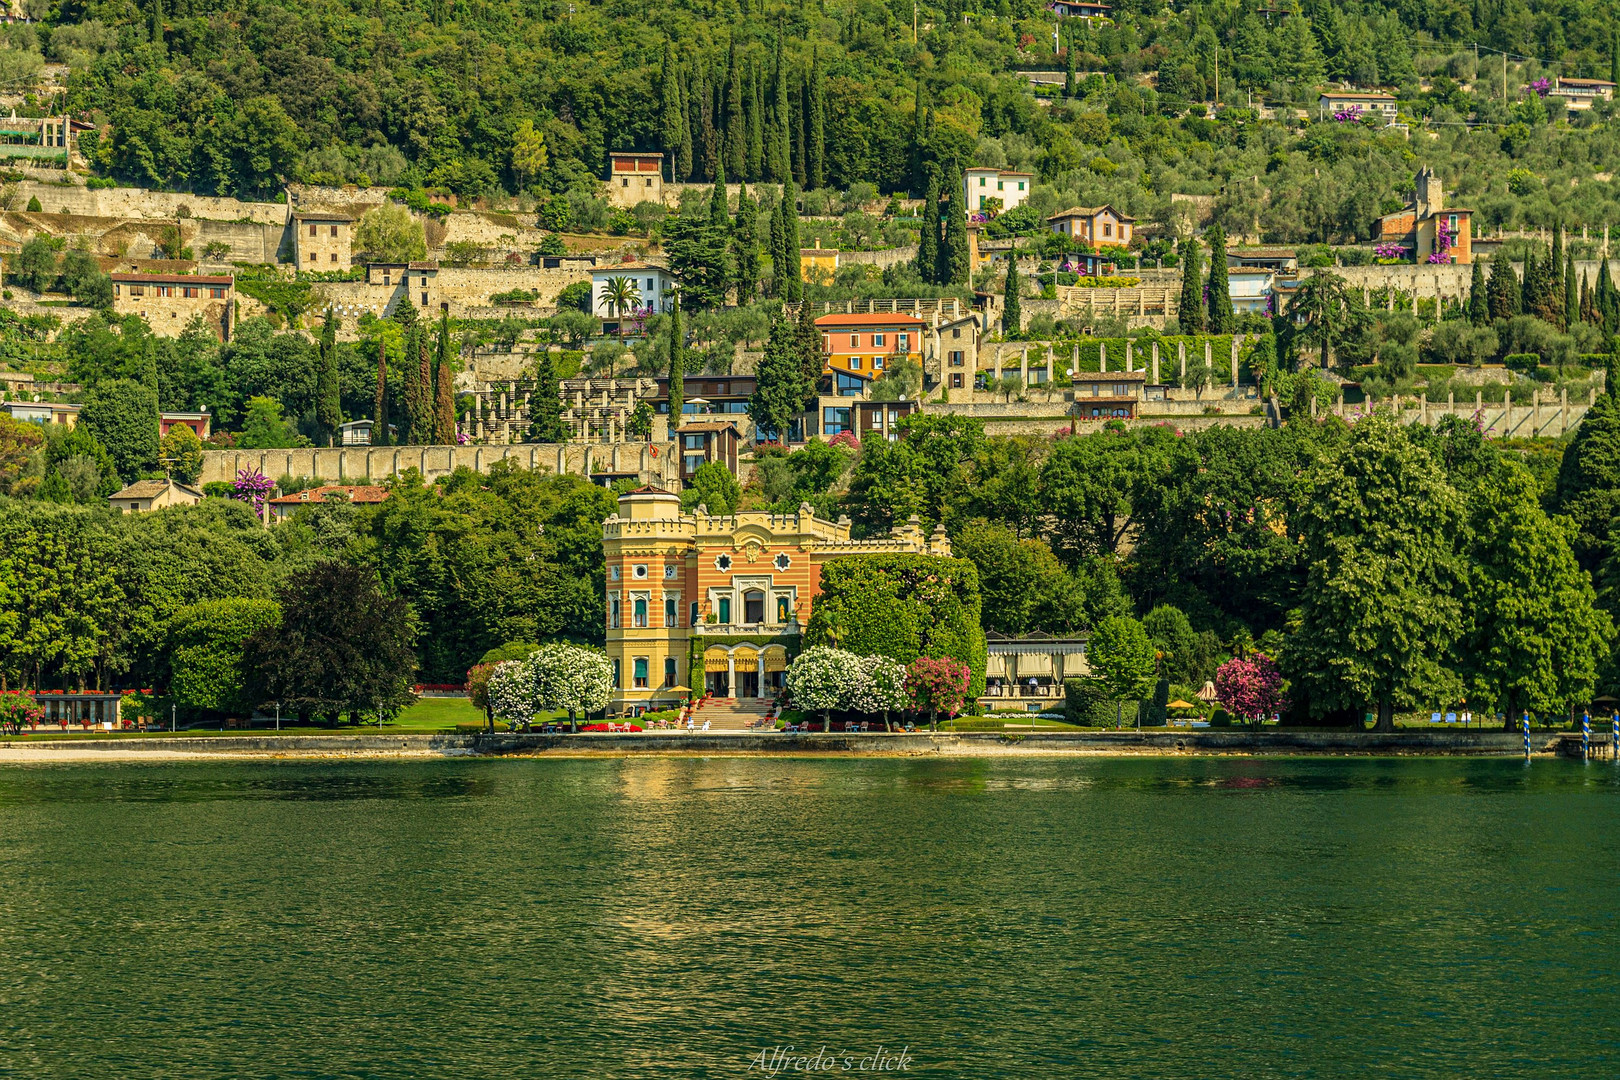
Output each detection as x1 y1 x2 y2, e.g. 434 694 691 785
1583 712 1591 760
1523 713 1531 761
1613 713 1618 761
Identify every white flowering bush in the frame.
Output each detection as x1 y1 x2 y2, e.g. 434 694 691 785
486 659 540 725
531 642 615 723
786 646 865 719
852 655 910 725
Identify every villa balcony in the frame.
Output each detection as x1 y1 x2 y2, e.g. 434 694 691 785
699 621 802 637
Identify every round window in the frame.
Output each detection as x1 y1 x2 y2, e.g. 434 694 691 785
715 554 733 571
664 565 677 579
633 564 648 579
773 552 791 571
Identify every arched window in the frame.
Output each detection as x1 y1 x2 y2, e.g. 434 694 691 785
633 598 648 627
744 591 765 623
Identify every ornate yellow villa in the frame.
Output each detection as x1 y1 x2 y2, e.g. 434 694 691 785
601 487 950 714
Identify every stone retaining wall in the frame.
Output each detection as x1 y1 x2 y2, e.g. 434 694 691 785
200 442 680 487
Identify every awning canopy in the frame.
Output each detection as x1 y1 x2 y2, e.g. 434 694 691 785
986 654 1007 677
1016 652 1054 677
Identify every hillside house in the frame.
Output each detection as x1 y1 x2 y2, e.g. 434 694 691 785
606 152 665 208
1555 77 1616 109
1047 205 1135 249
963 168 1033 216
1317 91 1398 123
159 412 211 439
816 312 926 397
1374 167 1473 264
111 273 234 340
294 212 354 268
591 261 675 321
109 479 203 514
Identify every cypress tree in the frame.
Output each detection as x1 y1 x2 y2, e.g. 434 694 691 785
768 193 786 297
151 0 163 49
435 310 455 444
1551 224 1565 305
748 60 766 181
916 172 940 283
667 298 685 422
1613 30 1620 87
372 338 390 446
710 158 730 230
1601 256 1620 334
723 43 746 181
1002 241 1021 336
1467 257 1488 326
734 182 759 302
528 350 567 443
1204 226 1232 333
806 52 825 189
696 67 718 181
940 185 969 286
767 27 790 182
781 181 802 302
1581 271 1597 327
908 85 930 197
660 44 685 182
795 286 824 405
679 64 697 181
1487 253 1517 321
415 328 434 445
1566 249 1580 332
791 71 807 187
398 323 421 443
1521 247 1539 316
1064 42 1076 97
142 338 159 392
316 308 342 446
1178 237 1205 333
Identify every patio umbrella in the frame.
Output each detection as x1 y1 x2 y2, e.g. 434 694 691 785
654 685 694 696
1167 700 1197 709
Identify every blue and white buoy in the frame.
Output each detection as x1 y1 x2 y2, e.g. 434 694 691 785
1583 712 1591 760
1523 713 1531 762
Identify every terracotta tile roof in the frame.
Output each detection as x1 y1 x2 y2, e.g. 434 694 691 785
268 485 389 506
111 272 233 285
814 313 926 327
1048 204 1137 222
110 479 202 499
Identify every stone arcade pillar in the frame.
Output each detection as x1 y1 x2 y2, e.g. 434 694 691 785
1151 342 1160 385
1100 343 1107 373
1178 342 1186 383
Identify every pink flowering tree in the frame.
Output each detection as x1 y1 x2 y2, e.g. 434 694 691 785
1213 652 1286 725
232 468 274 515
905 656 971 730
0 691 43 731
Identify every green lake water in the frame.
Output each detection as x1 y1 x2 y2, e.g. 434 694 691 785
0 756 1616 1078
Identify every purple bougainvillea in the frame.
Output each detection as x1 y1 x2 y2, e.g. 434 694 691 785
232 468 274 513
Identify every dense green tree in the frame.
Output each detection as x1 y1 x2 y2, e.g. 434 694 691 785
749 312 811 443
1038 424 1180 564
167 598 281 717
372 338 391 446
1288 271 1358 369
1555 392 1620 568
237 395 303 450
1467 257 1489 326
1286 416 1465 730
315 308 342 446
733 182 759 302
667 297 685 420
679 460 740 514
664 212 732 309
805 552 986 697
916 172 940 284
1488 253 1521 321
847 414 984 533
1001 242 1021 335
1086 614 1156 726
243 562 417 722
939 186 969 286
528 350 568 443
1204 226 1232 334
434 310 455 444
1461 458 1610 725
81 378 159 483
953 522 1085 635
1177 237 1204 334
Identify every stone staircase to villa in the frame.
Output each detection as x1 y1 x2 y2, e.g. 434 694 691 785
690 698 775 731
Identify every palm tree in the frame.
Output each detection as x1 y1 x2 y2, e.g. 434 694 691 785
597 276 642 340
1288 271 1357 370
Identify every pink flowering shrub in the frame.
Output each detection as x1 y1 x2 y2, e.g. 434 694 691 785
829 429 861 451
1213 652 1286 724
905 656 971 720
